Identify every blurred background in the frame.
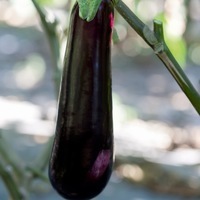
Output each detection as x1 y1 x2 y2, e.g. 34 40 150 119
0 0 200 199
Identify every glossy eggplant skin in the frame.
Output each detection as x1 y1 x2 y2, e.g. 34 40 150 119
49 1 114 199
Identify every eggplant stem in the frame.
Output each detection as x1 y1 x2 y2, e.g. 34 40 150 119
113 0 200 115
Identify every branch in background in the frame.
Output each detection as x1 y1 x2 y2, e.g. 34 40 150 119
113 0 200 115
1 1 62 195
0 161 26 200
0 132 25 183
26 166 49 183
30 0 63 180
32 0 62 96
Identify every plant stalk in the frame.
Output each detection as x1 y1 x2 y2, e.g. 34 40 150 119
113 0 200 115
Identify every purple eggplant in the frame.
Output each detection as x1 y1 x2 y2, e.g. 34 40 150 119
49 0 114 199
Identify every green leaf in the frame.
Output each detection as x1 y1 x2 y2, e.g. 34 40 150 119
77 0 102 22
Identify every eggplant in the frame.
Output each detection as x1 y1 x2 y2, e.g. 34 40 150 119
49 0 114 199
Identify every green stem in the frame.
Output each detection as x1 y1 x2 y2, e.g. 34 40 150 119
31 0 61 178
153 21 200 114
112 0 145 39
0 161 25 200
26 166 48 182
0 133 25 182
113 0 200 115
32 0 61 95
